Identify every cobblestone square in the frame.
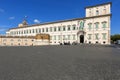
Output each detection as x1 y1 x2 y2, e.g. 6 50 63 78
0 45 120 80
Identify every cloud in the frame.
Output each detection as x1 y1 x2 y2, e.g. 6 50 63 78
0 8 4 13
34 19 40 23
9 16 15 20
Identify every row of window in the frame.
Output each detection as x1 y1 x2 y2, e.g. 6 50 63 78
88 22 107 30
3 43 33 46
10 24 77 35
9 21 108 35
88 41 107 44
89 6 107 16
51 35 76 40
3 39 34 42
88 33 107 40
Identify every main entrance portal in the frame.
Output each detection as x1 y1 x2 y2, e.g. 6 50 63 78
80 35 84 43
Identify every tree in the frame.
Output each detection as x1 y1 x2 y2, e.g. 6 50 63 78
111 34 120 42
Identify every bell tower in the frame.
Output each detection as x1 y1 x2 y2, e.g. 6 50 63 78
18 16 28 28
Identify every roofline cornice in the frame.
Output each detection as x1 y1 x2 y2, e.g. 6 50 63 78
85 2 112 9
8 14 112 31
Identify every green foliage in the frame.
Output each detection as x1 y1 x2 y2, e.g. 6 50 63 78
111 34 120 41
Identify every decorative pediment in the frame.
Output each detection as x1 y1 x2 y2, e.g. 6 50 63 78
94 22 99 24
77 31 86 35
88 23 92 25
102 21 107 23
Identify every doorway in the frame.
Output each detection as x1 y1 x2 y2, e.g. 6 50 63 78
80 35 84 43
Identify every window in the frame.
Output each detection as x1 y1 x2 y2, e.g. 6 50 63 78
21 31 23 34
50 27 52 32
89 9 91 16
58 27 61 31
25 43 27 45
3 43 6 46
54 35 56 40
72 24 76 30
88 34 92 40
102 33 106 40
39 29 41 33
73 35 76 40
50 36 52 40
11 43 13 46
63 26 66 31
96 10 99 16
58 35 61 40
95 34 99 40
29 30 31 34
3 39 7 42
95 22 99 30
26 30 28 34
88 23 92 31
18 39 21 41
11 39 14 41
36 29 38 33
103 6 106 14
46 28 48 32
96 41 99 44
54 27 56 32
34 29 36 33
42 28 44 32
89 41 91 44
67 25 71 31
102 22 107 29
68 35 70 40
19 31 20 34
89 11 91 16
14 32 16 35
24 30 25 34
18 43 20 46
25 39 27 41
32 29 34 33
63 35 66 40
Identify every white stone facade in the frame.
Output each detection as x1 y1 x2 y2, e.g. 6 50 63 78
6 2 112 45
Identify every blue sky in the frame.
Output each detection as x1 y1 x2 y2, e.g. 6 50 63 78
0 0 119 35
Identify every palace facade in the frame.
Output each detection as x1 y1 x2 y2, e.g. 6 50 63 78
1 2 112 46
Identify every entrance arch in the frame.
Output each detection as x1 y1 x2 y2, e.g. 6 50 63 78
80 35 84 43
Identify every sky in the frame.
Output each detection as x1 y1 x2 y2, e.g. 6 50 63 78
0 0 120 35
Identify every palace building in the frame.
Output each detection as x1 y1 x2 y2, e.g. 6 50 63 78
1 2 112 46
